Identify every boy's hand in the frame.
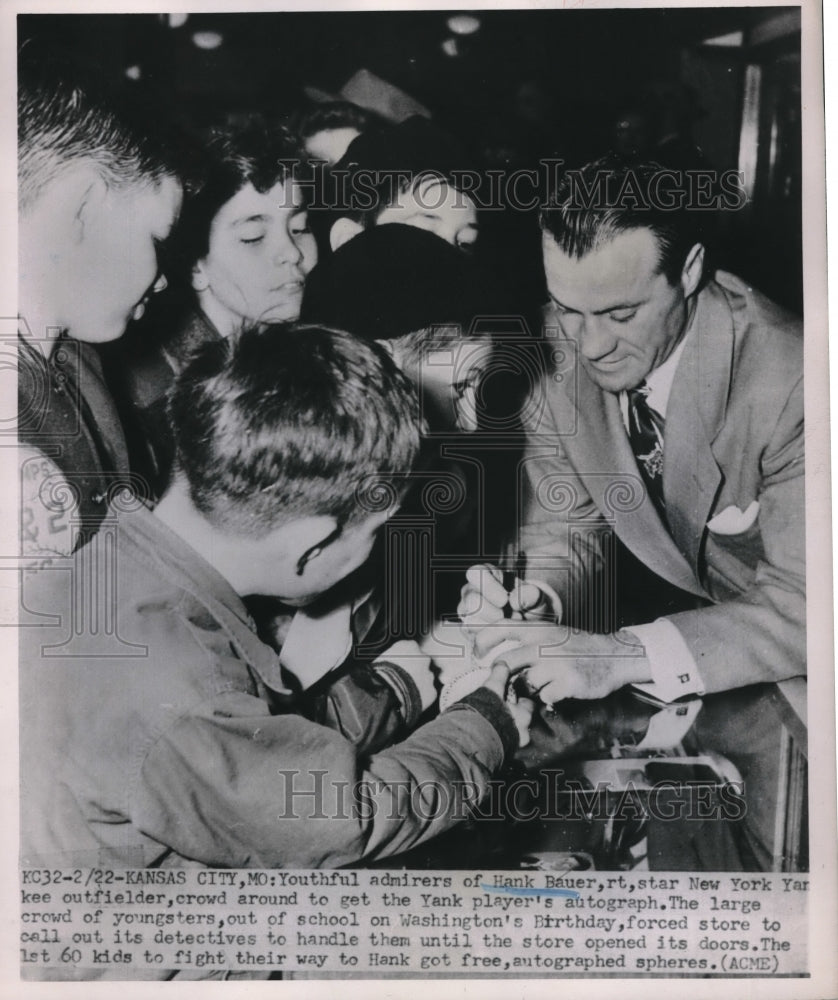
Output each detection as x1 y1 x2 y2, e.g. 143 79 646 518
481 662 535 748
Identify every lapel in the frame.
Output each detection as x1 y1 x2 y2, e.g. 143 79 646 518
662 280 734 580
570 366 708 598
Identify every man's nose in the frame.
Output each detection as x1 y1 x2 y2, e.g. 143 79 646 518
578 316 617 361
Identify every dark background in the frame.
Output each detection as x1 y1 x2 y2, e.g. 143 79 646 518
19 7 803 311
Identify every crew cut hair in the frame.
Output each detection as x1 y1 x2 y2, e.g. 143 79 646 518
540 156 710 286
18 66 174 212
170 324 422 536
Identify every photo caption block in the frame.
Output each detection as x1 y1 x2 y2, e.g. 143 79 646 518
19 868 808 976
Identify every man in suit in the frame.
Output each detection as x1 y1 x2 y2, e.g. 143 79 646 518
460 157 804 703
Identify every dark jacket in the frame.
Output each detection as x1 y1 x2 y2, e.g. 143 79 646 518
114 308 224 498
18 336 131 546
20 504 516 870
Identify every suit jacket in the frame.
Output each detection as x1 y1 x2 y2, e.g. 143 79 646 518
520 272 804 694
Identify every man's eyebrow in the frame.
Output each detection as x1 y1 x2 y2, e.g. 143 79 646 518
593 300 644 314
549 292 643 314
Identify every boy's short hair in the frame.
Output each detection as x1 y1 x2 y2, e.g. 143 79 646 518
170 324 421 536
18 57 175 212
540 155 712 286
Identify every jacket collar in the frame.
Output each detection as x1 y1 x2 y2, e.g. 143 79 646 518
163 307 224 373
572 370 708 597
663 279 734 576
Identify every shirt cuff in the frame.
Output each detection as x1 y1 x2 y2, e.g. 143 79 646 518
628 618 705 702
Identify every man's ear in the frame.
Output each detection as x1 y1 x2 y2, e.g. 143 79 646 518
680 242 705 298
329 217 364 252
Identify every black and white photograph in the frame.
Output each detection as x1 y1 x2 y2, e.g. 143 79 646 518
6 0 835 994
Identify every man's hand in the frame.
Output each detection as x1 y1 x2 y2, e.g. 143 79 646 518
481 662 535 747
458 563 554 627
475 624 653 704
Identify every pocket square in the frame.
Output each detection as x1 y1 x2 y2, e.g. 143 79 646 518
706 500 760 535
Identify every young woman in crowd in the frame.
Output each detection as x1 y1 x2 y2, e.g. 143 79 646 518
113 123 316 496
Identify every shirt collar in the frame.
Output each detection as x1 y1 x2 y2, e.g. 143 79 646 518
641 319 693 418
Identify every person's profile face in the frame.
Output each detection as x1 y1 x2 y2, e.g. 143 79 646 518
376 176 478 252
194 179 317 334
542 228 693 394
65 175 182 343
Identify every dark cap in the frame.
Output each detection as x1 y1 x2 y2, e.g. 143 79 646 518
301 223 502 341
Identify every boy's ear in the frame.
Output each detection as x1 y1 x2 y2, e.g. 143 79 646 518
329 217 364 252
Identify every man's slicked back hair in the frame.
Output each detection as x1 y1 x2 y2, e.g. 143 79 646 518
170 324 422 536
540 155 711 286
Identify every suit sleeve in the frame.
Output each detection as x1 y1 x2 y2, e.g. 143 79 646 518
518 379 615 632
662 375 805 692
